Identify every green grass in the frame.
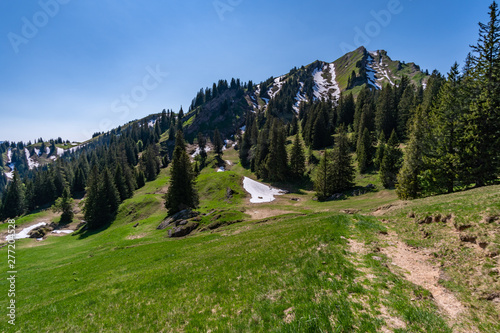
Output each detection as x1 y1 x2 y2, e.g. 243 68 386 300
2 146 497 332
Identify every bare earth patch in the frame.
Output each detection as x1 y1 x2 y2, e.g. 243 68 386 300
246 209 294 220
381 232 466 322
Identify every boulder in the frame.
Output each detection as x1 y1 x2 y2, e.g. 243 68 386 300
168 222 199 238
226 187 234 199
157 209 199 230
29 225 53 239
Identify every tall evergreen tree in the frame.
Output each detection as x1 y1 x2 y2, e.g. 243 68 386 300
374 132 386 170
1 170 25 219
265 120 289 181
424 63 465 194
330 127 355 193
396 106 427 199
356 127 372 174
164 131 199 215
314 150 333 200
213 128 224 157
290 133 306 179
379 130 402 188
462 1 500 186
52 186 74 224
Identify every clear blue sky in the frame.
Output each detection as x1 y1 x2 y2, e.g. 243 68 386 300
0 0 494 143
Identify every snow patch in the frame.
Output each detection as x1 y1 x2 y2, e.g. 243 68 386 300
367 54 395 87
56 147 65 156
52 230 74 234
217 166 225 172
25 148 40 170
6 222 47 240
242 177 286 203
5 149 14 180
313 63 341 102
191 146 211 158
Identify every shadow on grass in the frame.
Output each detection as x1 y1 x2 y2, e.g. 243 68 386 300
73 219 113 240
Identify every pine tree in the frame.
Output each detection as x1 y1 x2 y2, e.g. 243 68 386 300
356 127 372 173
84 167 120 230
114 164 130 202
265 120 288 181
379 130 402 188
213 128 224 157
375 84 395 138
462 1 500 186
424 63 465 194
1 170 25 218
290 133 306 179
164 131 199 215
330 127 355 192
396 106 427 199
52 186 74 224
314 150 333 200
374 132 386 170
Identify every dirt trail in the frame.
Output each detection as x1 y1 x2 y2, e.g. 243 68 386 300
381 232 466 321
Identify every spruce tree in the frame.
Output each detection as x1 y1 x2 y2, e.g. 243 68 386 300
330 126 355 192
424 63 465 194
265 120 288 181
396 106 427 199
213 128 224 157
52 186 74 224
164 131 199 215
114 164 130 202
314 150 333 200
356 127 372 174
374 132 386 170
379 130 402 188
1 170 25 218
290 133 306 179
463 1 500 186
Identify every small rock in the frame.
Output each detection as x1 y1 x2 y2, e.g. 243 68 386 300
433 214 442 222
133 223 139 228
407 212 416 218
168 222 199 238
372 256 382 261
290 198 300 201
226 187 234 199
478 241 489 249
379 230 388 235
417 216 433 224
460 234 477 244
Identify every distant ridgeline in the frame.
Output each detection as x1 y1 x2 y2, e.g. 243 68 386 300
1 7 500 222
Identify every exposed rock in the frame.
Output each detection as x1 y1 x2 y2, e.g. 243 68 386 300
168 222 199 238
226 187 234 199
327 193 344 201
478 241 489 249
29 225 53 239
133 223 139 228
157 209 199 230
211 214 222 221
407 212 416 218
433 214 442 222
290 198 300 201
460 234 477 244
365 184 376 189
456 224 472 231
177 220 188 226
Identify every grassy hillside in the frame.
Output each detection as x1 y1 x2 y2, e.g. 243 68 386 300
1 147 498 332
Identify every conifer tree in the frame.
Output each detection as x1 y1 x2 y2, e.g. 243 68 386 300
52 186 74 223
374 132 386 170
114 164 130 202
1 170 25 218
84 167 120 230
290 133 306 179
375 84 395 137
164 131 199 215
213 128 224 157
396 106 427 199
379 130 402 188
265 120 288 181
356 127 372 173
424 63 465 194
314 150 333 200
462 1 500 186
330 126 355 192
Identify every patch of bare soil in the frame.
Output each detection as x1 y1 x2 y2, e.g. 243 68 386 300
381 232 467 323
246 209 294 220
372 202 407 216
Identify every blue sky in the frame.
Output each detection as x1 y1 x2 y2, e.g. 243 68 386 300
0 0 494 142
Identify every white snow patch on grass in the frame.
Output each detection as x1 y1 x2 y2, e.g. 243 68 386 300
56 147 65 156
7 222 47 240
52 230 74 234
5 149 14 179
217 166 225 172
313 63 341 102
24 148 40 170
243 177 286 203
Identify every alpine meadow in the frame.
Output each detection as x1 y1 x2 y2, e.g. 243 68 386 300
1 1 500 332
